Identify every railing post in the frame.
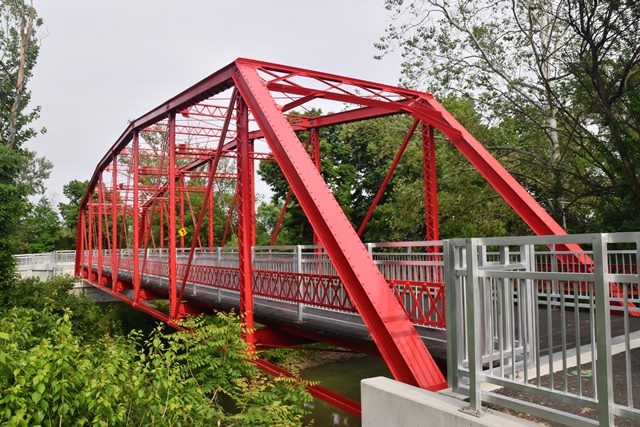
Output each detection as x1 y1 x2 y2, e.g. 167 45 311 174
444 239 459 390
522 244 537 369
593 233 613 426
296 245 304 322
217 247 222 302
463 238 483 416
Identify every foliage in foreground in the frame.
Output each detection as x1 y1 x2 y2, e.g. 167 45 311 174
0 308 311 426
0 275 122 341
0 276 312 426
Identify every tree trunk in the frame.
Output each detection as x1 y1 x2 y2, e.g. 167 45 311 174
7 3 35 149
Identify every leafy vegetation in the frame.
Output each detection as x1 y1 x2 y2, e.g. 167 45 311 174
377 0 640 233
0 276 312 426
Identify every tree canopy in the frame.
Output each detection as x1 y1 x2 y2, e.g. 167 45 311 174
376 0 640 233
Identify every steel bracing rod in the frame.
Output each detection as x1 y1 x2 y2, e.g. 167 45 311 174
159 202 164 249
87 201 93 279
79 63 236 210
177 92 238 307
184 191 203 248
270 190 293 246
180 176 185 248
208 160 214 247
133 131 141 303
232 61 447 390
111 154 118 290
270 132 315 245
357 119 419 237
167 113 178 319
421 123 439 243
75 208 85 276
236 96 255 348
221 188 238 247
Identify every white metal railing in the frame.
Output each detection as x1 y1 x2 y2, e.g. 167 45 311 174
84 241 446 328
445 232 640 427
15 250 76 266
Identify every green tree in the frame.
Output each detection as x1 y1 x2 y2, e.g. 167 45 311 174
259 100 529 244
0 0 49 282
0 307 311 425
377 0 640 232
16 197 62 253
57 179 87 249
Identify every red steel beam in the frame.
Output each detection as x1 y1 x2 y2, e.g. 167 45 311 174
357 119 419 237
232 60 447 390
168 114 178 319
236 97 255 348
133 131 141 304
421 123 439 243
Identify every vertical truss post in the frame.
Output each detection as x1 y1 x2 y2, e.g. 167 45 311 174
97 177 103 285
180 175 185 248
236 97 255 348
208 160 214 248
111 154 118 291
133 131 141 303
168 113 178 319
249 139 256 246
159 202 164 249
421 123 439 243
87 200 93 280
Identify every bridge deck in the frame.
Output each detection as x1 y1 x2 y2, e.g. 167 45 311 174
84 243 640 361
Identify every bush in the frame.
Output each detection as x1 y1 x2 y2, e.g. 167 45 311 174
0 276 312 426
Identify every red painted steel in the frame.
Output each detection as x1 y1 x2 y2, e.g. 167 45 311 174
133 131 141 304
231 60 446 390
421 124 439 243
168 114 178 319
357 119 419 236
236 98 256 348
75 58 603 412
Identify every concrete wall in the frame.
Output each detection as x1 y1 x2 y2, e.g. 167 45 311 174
361 377 540 427
17 262 75 281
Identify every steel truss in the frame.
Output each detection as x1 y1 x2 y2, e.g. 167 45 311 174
75 58 577 415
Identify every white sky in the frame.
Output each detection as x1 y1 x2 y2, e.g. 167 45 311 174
27 0 402 206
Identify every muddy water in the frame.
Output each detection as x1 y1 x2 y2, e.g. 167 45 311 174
301 356 391 426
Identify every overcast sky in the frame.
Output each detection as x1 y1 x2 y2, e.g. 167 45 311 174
26 1 402 205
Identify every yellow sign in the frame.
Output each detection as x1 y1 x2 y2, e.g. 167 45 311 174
178 227 187 237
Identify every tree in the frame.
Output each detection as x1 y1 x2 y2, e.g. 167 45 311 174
57 179 87 249
0 298 312 425
16 197 62 253
0 0 48 282
0 0 43 149
259 100 529 244
563 0 640 230
377 0 640 232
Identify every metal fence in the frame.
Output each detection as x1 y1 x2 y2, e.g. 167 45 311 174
15 250 76 266
83 241 447 329
445 233 640 427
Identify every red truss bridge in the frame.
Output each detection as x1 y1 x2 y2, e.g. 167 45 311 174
75 58 582 417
